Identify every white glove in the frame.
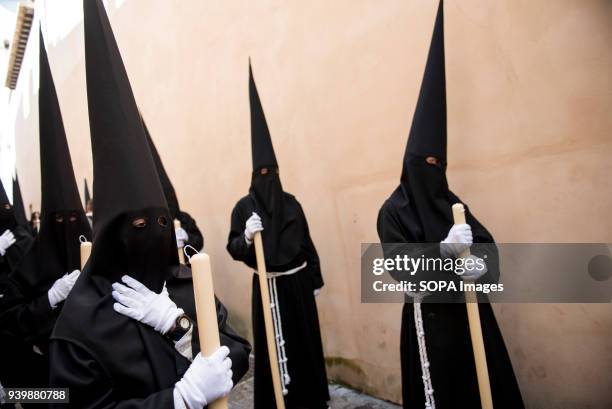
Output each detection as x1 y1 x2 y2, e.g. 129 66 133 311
112 275 183 335
0 229 16 256
244 212 263 244
175 346 233 408
47 270 81 308
459 255 488 281
314 289 321 296
441 224 473 258
175 227 189 248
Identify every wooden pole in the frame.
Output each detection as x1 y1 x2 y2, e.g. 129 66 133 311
190 253 228 409
174 219 185 264
253 232 286 409
80 241 92 270
452 203 494 409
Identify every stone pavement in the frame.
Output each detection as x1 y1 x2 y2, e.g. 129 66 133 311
228 357 401 409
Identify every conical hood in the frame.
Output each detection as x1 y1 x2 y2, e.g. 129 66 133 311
395 0 454 243
143 120 180 219
84 0 174 292
10 29 92 296
0 179 9 204
0 178 16 231
85 0 167 230
249 62 278 171
12 175 28 226
84 178 91 208
39 29 84 217
403 0 447 169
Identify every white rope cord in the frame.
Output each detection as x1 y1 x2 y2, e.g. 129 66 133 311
414 302 435 409
271 278 291 388
268 277 290 395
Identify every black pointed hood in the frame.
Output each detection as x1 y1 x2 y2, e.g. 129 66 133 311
12 175 28 227
249 62 278 171
0 179 9 205
143 120 180 219
247 63 302 266
84 0 175 292
0 178 16 232
403 0 447 171
39 29 85 218
10 29 92 295
84 178 91 209
396 0 454 242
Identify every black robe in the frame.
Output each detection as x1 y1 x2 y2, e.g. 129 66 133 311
0 255 59 394
0 226 47 397
227 194 329 409
49 266 251 409
377 187 524 409
175 210 204 252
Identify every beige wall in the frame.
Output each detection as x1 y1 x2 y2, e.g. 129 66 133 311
8 1 612 407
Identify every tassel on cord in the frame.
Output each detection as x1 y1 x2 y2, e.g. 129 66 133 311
414 302 435 409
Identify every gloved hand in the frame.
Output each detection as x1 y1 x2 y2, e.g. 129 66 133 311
112 275 183 335
0 229 16 256
175 227 189 248
440 224 473 258
244 212 263 244
48 270 81 308
314 289 321 296
459 255 488 281
175 346 233 408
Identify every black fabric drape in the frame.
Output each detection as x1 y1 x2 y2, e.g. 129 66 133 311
50 265 251 409
377 193 523 408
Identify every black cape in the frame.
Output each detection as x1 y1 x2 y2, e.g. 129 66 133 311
377 188 524 408
227 194 328 409
49 264 250 408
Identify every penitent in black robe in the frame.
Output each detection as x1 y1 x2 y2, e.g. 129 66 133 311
227 194 329 409
377 187 524 409
0 225 44 398
49 265 251 409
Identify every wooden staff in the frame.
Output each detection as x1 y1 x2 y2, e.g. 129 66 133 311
190 252 228 409
174 219 185 264
80 240 92 269
253 232 286 409
452 203 493 409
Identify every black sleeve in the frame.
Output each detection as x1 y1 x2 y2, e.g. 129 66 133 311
2 226 33 272
376 202 447 284
226 203 255 266
177 211 204 252
298 203 324 290
0 278 58 345
49 340 175 409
